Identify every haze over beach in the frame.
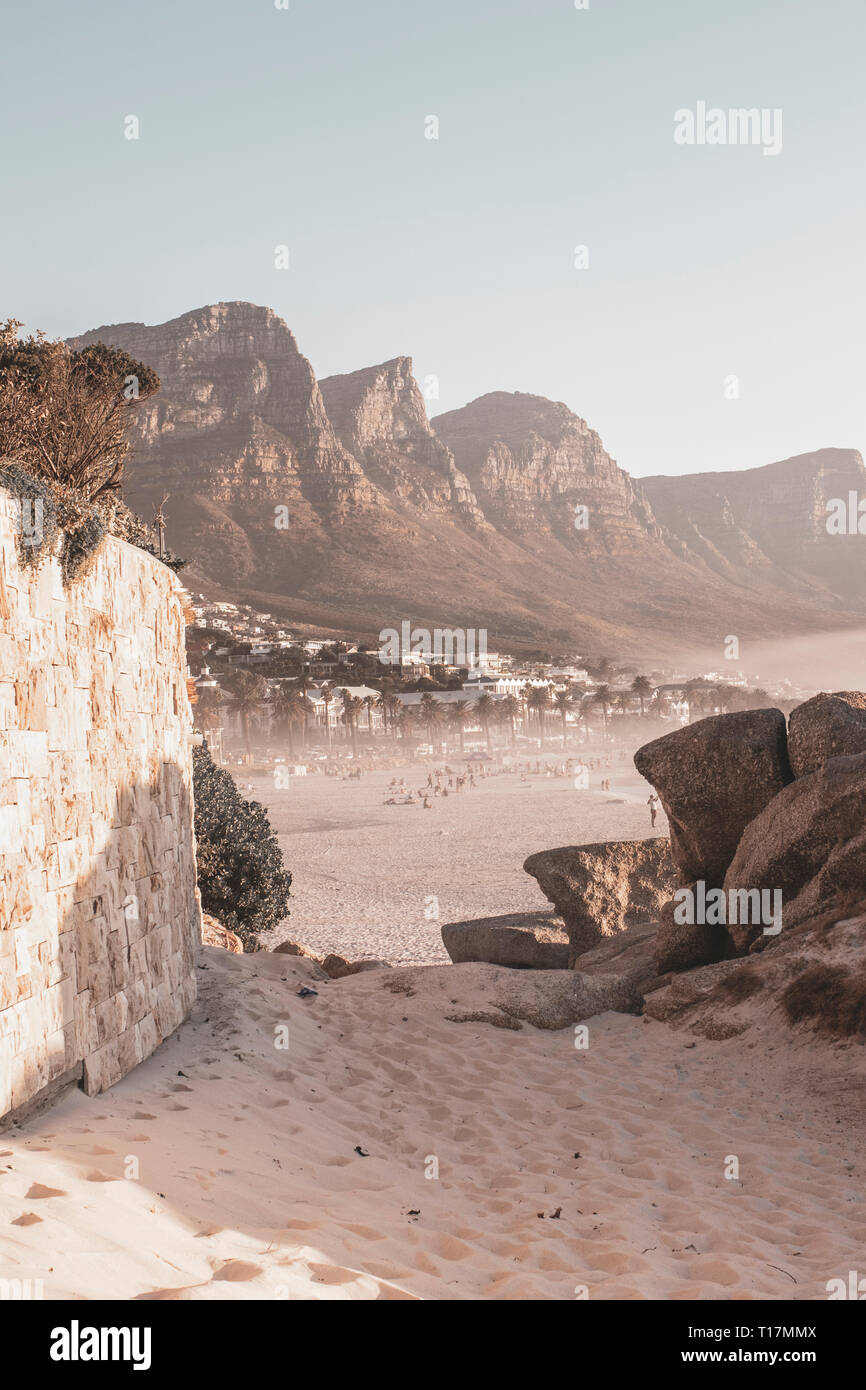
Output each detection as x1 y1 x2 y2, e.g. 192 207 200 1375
1 0 866 1356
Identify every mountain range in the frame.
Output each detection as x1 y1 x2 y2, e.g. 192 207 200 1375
68 303 866 659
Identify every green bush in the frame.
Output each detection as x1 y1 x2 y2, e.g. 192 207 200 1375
192 743 292 951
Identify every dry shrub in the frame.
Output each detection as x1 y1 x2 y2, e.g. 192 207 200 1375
781 964 866 1037
714 967 764 1003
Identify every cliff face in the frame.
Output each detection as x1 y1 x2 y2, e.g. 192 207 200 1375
64 304 866 654
433 391 662 548
643 449 866 610
319 358 485 525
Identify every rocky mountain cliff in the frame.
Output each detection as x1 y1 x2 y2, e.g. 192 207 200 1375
643 449 866 610
433 391 662 547
319 359 484 525
66 303 866 655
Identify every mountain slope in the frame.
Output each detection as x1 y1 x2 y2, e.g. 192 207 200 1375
642 449 866 610
65 304 866 656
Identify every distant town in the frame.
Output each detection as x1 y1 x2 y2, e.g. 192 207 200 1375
186 594 816 766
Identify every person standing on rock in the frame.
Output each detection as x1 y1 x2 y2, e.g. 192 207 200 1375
647 792 660 828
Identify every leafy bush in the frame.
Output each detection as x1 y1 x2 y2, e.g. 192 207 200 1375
192 742 292 951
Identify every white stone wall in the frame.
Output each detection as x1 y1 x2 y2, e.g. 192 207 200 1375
0 487 201 1116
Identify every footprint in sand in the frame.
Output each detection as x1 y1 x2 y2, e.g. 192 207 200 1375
85 1170 120 1182
25 1182 66 1199
133 1286 200 1300
339 1222 387 1241
10 1212 42 1226
306 1262 359 1285
211 1260 263 1282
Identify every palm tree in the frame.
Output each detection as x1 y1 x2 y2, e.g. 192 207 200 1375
195 685 224 736
631 674 653 717
577 693 595 739
499 694 520 747
296 668 314 744
592 684 612 732
419 692 445 750
527 685 551 748
447 700 470 752
476 692 496 751
227 670 267 757
376 690 391 737
270 685 308 759
341 692 363 757
363 694 377 734
318 682 335 751
553 689 572 748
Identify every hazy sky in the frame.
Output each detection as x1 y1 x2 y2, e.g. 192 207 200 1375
2 0 864 476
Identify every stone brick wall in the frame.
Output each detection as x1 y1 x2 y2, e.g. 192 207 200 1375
0 487 201 1118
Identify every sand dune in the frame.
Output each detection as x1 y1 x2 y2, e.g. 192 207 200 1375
1 946 863 1301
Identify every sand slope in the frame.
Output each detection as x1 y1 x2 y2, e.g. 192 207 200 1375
0 946 863 1301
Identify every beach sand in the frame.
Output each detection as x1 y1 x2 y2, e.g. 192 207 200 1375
252 756 664 963
1 945 863 1301
4 753 862 1302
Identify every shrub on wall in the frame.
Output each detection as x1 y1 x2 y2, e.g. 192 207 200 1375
192 742 292 951
0 461 185 581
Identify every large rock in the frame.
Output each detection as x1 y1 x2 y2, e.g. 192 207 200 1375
787 691 866 778
570 920 665 993
320 954 388 979
654 885 729 974
490 969 642 1030
723 751 866 953
353 962 642 1031
633 710 792 885
441 913 569 969
523 839 676 961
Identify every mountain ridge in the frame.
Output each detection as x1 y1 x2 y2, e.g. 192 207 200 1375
66 302 866 657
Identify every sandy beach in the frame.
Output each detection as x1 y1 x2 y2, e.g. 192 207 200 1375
1 944 863 1301
251 755 664 963
3 747 863 1304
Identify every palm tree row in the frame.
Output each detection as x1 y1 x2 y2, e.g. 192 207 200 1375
195 670 770 756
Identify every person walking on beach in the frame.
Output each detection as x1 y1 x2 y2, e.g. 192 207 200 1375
648 792 660 828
